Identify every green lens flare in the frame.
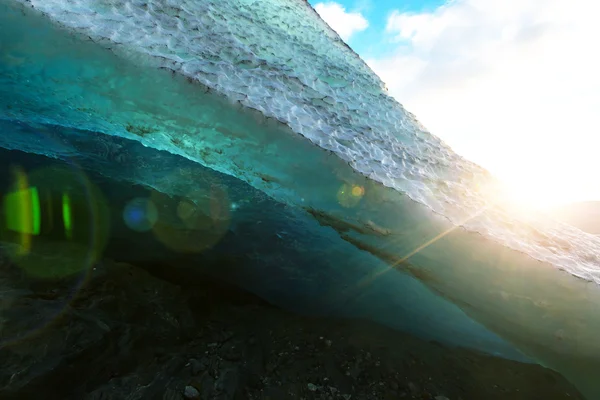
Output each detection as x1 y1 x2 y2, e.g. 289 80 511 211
62 193 73 239
5 186 41 236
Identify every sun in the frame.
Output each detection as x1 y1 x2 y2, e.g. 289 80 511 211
497 176 583 212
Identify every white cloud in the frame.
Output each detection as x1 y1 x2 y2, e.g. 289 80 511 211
367 0 600 204
352 0 373 14
314 2 369 42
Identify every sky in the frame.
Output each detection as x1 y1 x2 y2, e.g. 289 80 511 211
310 0 600 207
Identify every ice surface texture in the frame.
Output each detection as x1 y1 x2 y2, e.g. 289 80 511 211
3 0 600 398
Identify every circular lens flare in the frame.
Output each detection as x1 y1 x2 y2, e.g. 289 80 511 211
150 173 231 253
0 163 110 346
337 183 365 208
123 197 158 232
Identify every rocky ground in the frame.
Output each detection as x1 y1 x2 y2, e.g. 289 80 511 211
0 244 584 400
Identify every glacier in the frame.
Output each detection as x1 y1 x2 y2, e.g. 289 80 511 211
2 0 600 398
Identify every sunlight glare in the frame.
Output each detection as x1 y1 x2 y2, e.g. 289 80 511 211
498 176 582 212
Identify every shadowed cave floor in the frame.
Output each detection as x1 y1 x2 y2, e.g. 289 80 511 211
0 245 583 400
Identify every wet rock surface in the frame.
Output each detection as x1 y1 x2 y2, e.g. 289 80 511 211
0 248 584 400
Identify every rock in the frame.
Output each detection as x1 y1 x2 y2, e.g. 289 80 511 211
408 382 419 395
262 387 287 399
183 385 200 399
189 358 208 375
218 330 234 343
308 383 318 391
197 371 216 399
165 355 188 375
435 397 450 400
222 343 242 361
215 368 240 398
163 388 181 400
247 372 263 389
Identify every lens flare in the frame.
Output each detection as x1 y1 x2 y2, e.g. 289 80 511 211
0 165 110 278
0 163 110 346
3 167 40 255
123 197 158 232
62 193 73 239
150 171 231 253
337 183 365 208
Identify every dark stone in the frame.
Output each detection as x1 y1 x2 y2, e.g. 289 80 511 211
215 368 239 399
246 373 263 389
189 358 208 376
222 344 242 361
408 382 419 395
183 385 200 399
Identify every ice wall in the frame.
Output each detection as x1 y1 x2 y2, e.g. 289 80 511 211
8 0 600 282
0 126 525 360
